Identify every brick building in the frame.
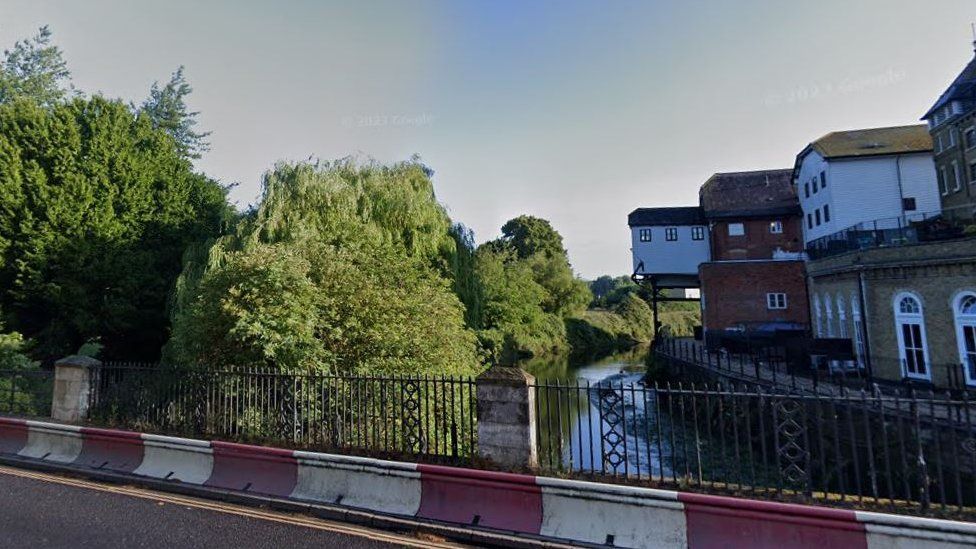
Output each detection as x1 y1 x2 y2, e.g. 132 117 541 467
921 40 976 220
696 170 810 344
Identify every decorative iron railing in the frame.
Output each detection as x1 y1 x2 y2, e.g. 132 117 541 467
532 378 976 516
0 368 54 418
88 363 477 463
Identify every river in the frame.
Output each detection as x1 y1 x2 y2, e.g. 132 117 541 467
519 347 679 478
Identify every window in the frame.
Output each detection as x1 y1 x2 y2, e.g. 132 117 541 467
728 223 745 236
836 296 848 338
823 204 830 223
815 208 821 226
894 293 930 380
691 226 705 241
852 294 866 370
813 295 823 337
970 162 976 184
940 167 949 195
954 292 976 385
825 297 834 337
965 127 976 149
766 293 787 310
936 133 944 153
812 178 818 194
950 128 958 148
665 227 678 241
804 182 810 198
769 220 783 234
953 161 962 191
902 197 917 211
820 171 826 189
638 228 652 242
807 213 813 229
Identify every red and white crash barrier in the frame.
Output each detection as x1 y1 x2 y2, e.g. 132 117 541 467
1 416 974 548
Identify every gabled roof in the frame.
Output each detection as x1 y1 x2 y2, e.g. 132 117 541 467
699 169 798 219
922 54 976 119
801 125 932 161
628 207 703 227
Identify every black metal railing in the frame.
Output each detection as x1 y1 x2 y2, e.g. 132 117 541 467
89 363 477 463
657 336 976 395
533 378 976 517
806 205 975 260
0 368 54 418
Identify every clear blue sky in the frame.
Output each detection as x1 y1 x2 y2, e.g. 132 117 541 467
1 1 974 278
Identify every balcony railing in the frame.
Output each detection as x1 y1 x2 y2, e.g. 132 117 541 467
806 204 975 260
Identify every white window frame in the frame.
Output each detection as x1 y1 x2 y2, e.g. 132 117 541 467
665 227 678 241
728 223 745 237
940 166 949 195
953 161 962 192
814 295 823 337
851 293 866 370
893 292 931 381
953 291 976 386
638 228 652 242
769 220 783 234
836 295 848 338
691 226 705 241
766 293 787 310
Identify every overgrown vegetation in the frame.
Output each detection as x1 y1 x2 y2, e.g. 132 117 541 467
0 26 683 375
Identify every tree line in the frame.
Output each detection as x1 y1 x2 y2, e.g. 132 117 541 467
0 27 682 375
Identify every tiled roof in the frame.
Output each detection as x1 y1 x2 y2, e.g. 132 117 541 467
628 207 704 227
922 55 976 119
699 169 798 219
807 125 932 159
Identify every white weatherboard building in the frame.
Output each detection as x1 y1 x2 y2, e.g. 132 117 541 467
793 125 940 245
628 207 709 288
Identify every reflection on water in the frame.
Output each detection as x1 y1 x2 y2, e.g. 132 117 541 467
520 347 648 384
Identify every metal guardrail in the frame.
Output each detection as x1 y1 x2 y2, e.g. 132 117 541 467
88 363 477 462
532 377 976 516
0 368 54 418
805 205 975 260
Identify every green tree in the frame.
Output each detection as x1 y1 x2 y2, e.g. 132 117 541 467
0 96 230 361
166 159 481 375
0 25 72 107
141 66 211 159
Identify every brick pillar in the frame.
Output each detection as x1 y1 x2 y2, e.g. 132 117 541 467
51 356 100 422
476 364 538 470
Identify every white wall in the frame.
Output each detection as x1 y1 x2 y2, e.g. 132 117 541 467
631 225 710 275
796 151 940 245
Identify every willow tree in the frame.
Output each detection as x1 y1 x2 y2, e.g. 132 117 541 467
166 158 482 375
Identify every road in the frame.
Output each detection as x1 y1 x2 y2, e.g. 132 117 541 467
0 465 461 549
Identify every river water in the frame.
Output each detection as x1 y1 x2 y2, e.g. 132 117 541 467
519 347 679 478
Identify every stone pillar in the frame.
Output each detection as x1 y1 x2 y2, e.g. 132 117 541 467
51 355 100 422
476 364 538 470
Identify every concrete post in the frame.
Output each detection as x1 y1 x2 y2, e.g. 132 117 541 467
51 355 100 422
476 364 538 470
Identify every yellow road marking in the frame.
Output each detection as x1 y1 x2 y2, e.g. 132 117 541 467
0 465 460 549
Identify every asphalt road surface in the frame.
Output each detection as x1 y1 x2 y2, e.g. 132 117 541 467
0 465 461 548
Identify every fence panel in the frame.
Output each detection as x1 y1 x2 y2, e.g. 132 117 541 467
88 364 477 463
0 368 54 418
533 378 976 518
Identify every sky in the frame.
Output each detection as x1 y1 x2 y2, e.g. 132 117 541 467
1 0 975 278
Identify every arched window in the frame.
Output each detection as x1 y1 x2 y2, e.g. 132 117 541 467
954 292 976 385
836 295 848 338
824 295 834 337
851 293 866 370
894 292 929 380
